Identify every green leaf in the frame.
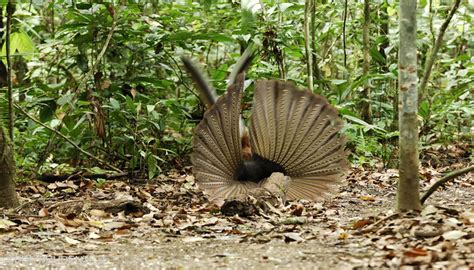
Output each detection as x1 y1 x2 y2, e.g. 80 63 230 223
369 47 386 64
76 3 93 9
418 100 430 119
147 154 158 180
331 79 346 85
193 33 234 42
165 31 193 41
241 8 256 33
1 30 36 62
57 93 74 106
146 105 155 113
165 31 234 43
50 119 62 128
39 101 57 122
109 98 120 110
343 115 386 132
279 3 294 12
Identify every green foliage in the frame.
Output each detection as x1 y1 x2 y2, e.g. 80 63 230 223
95 178 106 188
0 30 36 62
343 114 399 168
4 0 471 177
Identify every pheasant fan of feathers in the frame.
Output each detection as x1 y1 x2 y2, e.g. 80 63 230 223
191 75 350 201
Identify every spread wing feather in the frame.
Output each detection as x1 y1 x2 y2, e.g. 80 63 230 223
250 80 349 200
192 75 257 198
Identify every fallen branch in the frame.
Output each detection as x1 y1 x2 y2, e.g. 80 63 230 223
420 165 474 205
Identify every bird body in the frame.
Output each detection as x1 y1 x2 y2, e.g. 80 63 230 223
235 154 287 183
183 53 349 201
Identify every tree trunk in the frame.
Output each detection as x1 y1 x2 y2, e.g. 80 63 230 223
0 126 19 208
418 0 461 103
304 0 314 92
379 1 389 73
361 0 372 122
6 2 15 141
342 0 348 69
397 0 421 211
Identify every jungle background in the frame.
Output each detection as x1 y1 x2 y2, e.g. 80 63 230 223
0 0 472 268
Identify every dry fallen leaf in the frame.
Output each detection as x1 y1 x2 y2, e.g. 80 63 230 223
89 220 104 228
442 230 467 240
0 219 17 230
421 205 439 216
64 236 81 245
88 232 101 239
284 232 304 243
38 207 49 217
103 221 128 231
90 209 108 217
182 236 205 243
359 195 375 202
404 247 428 257
338 232 349 240
459 209 474 225
352 219 373 229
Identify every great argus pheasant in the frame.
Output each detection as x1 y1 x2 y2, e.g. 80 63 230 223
182 51 349 201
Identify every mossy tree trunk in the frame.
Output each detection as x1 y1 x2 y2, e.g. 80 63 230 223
0 127 19 208
397 0 421 211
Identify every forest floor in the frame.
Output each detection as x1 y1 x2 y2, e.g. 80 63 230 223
0 146 472 269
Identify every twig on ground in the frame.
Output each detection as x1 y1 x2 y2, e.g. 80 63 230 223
353 213 400 235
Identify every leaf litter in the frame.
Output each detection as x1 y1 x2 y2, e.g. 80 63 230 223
0 162 472 269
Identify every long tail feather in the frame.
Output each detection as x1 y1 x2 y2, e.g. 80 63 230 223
227 45 255 87
250 80 349 200
181 56 217 108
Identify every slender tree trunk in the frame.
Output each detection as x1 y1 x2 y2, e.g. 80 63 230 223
51 0 56 37
310 3 332 93
361 0 372 122
419 0 461 103
6 2 14 141
378 1 398 131
0 126 19 208
342 0 348 69
397 0 421 211
304 0 314 92
0 7 7 88
379 1 389 73
310 4 320 83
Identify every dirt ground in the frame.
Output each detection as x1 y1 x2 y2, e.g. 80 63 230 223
0 166 473 269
